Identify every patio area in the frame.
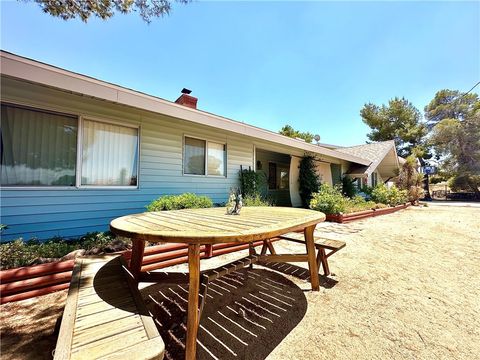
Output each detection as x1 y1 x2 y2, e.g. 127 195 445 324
1 205 479 359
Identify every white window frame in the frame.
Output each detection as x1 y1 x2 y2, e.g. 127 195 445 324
0 101 140 190
182 134 227 178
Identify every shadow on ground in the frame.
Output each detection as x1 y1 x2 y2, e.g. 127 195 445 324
141 268 308 360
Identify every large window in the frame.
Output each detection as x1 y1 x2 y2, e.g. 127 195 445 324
1 104 78 186
81 119 138 186
184 136 226 177
1 103 139 188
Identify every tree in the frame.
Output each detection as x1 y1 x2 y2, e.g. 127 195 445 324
426 90 480 197
298 155 321 208
395 155 424 204
27 0 191 23
360 97 429 158
279 125 315 143
424 89 479 128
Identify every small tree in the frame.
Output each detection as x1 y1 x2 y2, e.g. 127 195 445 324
341 176 357 198
239 169 266 197
395 155 423 204
299 155 321 208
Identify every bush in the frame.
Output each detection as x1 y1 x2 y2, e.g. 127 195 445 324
299 155 322 208
242 194 272 207
371 184 408 206
310 184 387 215
239 169 266 197
146 193 213 211
0 231 121 270
341 176 357 198
309 184 347 215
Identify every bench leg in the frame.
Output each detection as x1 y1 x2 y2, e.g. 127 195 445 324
186 244 200 360
305 225 320 291
248 243 255 269
266 240 277 255
130 238 145 282
316 248 330 276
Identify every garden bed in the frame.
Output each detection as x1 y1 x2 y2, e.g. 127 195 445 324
0 240 272 304
325 203 409 223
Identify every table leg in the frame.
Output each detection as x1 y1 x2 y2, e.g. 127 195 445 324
129 238 145 282
305 225 320 291
185 244 201 360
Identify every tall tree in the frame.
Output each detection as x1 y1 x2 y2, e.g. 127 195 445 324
26 0 191 22
360 97 429 158
425 89 480 196
279 125 315 143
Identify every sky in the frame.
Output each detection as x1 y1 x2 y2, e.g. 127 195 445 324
1 1 479 146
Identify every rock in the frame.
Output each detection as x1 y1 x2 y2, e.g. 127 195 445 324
61 249 86 261
87 247 102 255
104 239 131 253
29 257 59 265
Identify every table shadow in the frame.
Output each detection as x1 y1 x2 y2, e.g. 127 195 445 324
141 267 308 360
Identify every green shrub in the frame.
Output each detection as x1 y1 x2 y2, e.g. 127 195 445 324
242 194 272 207
146 193 213 211
299 155 322 208
310 184 385 215
309 184 347 215
341 176 357 198
239 169 266 197
0 231 123 270
371 184 408 206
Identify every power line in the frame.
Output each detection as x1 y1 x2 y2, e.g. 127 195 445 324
461 80 480 97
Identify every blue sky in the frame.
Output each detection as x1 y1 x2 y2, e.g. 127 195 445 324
1 1 479 146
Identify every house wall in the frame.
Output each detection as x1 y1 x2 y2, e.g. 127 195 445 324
1 77 256 240
0 77 354 240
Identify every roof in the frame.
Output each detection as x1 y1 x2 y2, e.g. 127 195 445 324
0 50 370 167
336 141 399 177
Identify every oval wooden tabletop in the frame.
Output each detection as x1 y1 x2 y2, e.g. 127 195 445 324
110 207 325 244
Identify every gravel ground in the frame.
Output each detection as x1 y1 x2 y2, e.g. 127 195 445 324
1 205 479 359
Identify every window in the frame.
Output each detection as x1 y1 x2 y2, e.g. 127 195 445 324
372 172 378 187
183 136 226 176
1 104 78 186
81 119 139 186
207 142 226 176
0 103 139 188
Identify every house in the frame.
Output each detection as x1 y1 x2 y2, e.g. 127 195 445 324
0 51 392 241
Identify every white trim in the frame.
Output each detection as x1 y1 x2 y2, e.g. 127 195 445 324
1 51 371 166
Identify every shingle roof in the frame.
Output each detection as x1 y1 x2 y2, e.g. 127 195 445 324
336 141 396 176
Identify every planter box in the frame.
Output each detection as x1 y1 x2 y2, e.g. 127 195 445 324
0 239 273 304
325 203 409 223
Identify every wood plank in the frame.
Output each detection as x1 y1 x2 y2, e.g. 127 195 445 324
258 254 309 262
53 259 83 360
71 327 147 359
95 337 165 360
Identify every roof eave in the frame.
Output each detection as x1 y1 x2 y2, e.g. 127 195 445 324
0 50 370 166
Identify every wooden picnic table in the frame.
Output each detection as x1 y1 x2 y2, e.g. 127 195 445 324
110 206 325 360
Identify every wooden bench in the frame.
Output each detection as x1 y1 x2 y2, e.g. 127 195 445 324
274 232 346 276
54 255 164 360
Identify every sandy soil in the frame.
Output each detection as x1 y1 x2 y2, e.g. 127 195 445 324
1 206 479 359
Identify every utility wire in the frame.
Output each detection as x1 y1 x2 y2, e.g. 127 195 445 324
461 80 480 97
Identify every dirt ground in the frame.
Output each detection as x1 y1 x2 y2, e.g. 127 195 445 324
1 205 479 359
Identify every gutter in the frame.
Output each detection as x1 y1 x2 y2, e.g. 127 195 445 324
0 50 370 166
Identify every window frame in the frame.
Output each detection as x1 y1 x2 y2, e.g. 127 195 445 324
0 101 140 190
182 134 227 178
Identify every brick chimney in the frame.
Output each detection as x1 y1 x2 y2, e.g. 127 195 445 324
175 88 197 109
